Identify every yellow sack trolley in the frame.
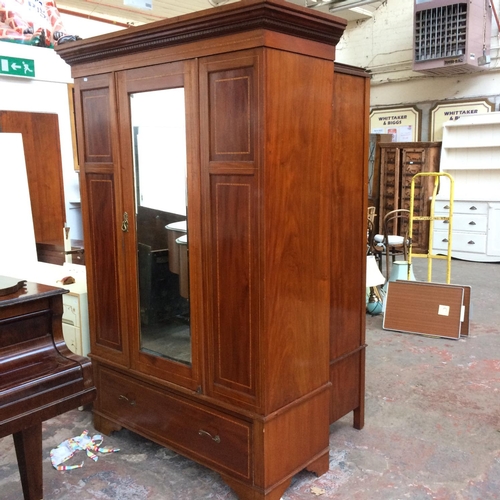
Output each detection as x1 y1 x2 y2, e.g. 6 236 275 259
407 172 455 284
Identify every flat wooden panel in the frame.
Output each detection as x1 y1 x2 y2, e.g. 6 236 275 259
81 87 114 164
329 349 363 423
329 65 368 428
210 66 255 161
210 176 257 397
330 68 369 360
262 388 330 487
86 175 123 353
398 280 471 337
0 111 66 247
383 280 463 339
264 49 332 411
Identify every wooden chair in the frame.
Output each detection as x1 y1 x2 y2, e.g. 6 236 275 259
367 206 376 227
373 209 411 281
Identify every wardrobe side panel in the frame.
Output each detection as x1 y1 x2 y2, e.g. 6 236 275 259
330 67 369 426
263 48 332 412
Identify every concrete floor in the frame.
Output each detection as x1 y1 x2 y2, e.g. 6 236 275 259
1 259 499 499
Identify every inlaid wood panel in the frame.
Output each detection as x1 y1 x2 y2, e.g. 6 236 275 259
209 66 255 161
86 175 124 358
75 73 128 366
79 81 114 165
201 50 261 410
208 175 259 403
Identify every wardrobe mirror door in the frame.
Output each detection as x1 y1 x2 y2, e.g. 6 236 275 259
130 88 191 366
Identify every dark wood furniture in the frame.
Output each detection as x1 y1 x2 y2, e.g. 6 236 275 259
0 111 67 264
378 141 442 253
0 278 96 500
35 239 85 266
56 2 366 498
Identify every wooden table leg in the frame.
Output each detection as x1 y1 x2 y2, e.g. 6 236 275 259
13 423 43 500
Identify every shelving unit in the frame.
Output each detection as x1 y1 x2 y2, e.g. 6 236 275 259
434 112 500 262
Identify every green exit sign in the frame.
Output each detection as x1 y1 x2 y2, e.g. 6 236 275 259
0 56 36 78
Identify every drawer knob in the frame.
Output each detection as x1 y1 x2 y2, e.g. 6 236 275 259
198 429 221 444
118 394 136 406
442 238 449 243
468 240 475 245
469 221 476 225
469 206 477 211
443 220 449 224
443 205 450 209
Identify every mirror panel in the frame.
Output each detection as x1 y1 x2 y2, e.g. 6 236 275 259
130 88 191 366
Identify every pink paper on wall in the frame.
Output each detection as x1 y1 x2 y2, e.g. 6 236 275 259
0 0 78 47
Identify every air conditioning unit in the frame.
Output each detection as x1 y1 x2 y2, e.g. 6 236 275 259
413 0 492 75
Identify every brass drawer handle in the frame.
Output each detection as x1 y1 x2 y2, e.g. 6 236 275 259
198 429 221 443
118 394 136 406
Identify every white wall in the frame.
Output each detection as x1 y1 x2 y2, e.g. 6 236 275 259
60 13 124 39
335 0 500 139
0 43 82 237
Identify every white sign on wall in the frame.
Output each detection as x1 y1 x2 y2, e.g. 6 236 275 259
369 106 421 142
430 99 494 141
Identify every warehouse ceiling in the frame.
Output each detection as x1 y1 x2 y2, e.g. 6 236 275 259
55 0 384 28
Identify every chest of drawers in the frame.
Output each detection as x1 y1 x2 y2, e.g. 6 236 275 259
433 200 500 262
62 289 90 356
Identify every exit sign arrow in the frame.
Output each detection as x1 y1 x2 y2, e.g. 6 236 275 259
0 56 36 78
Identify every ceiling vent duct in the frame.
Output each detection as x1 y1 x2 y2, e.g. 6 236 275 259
413 0 492 76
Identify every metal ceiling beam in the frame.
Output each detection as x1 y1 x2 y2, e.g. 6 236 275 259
329 0 382 13
305 0 381 11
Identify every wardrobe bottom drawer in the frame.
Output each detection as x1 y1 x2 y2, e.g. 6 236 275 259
96 366 252 480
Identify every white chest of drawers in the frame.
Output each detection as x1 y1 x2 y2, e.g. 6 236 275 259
433 200 500 262
62 287 90 356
